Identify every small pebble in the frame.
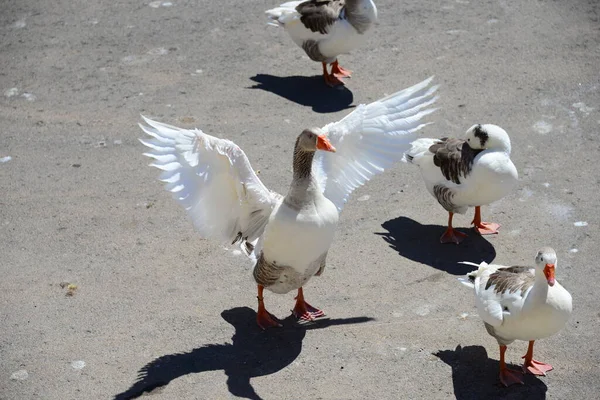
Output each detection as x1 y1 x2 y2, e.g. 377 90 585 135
71 360 86 370
4 88 19 98
21 93 36 102
13 20 26 29
459 312 469 320
568 248 579 253
0 156 12 163
574 221 588 227
10 370 28 380
147 47 169 56
357 195 370 202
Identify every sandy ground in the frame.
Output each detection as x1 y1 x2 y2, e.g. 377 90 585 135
1 0 599 399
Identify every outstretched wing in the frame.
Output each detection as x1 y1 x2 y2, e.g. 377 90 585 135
139 117 281 254
313 77 439 211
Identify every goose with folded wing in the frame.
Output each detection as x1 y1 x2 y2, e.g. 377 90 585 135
266 0 378 86
459 247 572 386
404 124 518 244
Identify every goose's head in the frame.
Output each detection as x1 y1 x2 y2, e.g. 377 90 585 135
297 128 336 153
464 124 511 153
534 246 557 286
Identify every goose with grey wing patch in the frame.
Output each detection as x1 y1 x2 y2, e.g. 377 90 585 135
458 247 572 387
403 124 518 244
266 0 378 87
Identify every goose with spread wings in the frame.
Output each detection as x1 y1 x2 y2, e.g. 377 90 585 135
266 0 377 87
140 78 437 329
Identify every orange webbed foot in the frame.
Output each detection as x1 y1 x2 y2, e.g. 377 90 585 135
256 309 282 330
499 367 524 387
440 227 468 244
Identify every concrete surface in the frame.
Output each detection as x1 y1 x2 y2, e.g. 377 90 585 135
1 0 599 399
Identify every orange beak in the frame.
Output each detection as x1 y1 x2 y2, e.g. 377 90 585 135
544 264 555 286
316 134 336 152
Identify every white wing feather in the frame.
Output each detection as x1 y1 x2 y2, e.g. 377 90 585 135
460 261 510 327
313 77 439 211
139 117 281 253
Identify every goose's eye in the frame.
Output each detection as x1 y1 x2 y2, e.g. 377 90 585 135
467 138 470 142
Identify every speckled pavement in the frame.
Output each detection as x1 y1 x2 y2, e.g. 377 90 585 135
1 0 599 399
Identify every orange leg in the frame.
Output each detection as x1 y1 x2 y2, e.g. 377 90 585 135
331 60 352 78
256 285 281 330
292 287 325 324
440 212 468 244
521 340 553 376
471 206 500 235
499 345 524 387
322 62 344 87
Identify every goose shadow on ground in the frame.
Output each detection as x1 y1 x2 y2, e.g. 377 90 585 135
248 74 354 113
435 345 548 400
375 216 496 275
114 306 373 400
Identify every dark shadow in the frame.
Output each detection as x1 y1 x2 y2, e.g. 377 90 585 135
114 307 374 400
376 217 496 275
248 74 354 113
435 345 547 400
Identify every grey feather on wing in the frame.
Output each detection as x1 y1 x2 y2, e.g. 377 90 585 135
430 138 482 184
485 266 535 295
296 0 345 34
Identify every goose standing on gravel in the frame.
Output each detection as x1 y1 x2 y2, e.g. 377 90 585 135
140 78 437 329
266 0 378 87
403 124 518 244
459 247 572 386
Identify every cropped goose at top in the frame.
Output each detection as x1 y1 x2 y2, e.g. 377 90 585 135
139 77 438 329
266 0 378 86
403 124 518 244
459 247 572 386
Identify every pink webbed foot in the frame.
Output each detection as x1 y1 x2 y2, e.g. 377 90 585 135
293 288 326 324
522 358 553 376
473 221 501 235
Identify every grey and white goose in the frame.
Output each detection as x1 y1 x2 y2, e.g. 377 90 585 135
403 124 518 244
139 78 437 329
266 0 378 86
459 247 572 386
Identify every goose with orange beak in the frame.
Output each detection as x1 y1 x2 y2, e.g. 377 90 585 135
140 78 438 329
459 247 572 386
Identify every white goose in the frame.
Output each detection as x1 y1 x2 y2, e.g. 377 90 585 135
140 78 437 329
403 124 518 244
266 0 378 87
459 247 573 386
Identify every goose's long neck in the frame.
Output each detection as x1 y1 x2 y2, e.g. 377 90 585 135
524 268 550 309
287 139 319 207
